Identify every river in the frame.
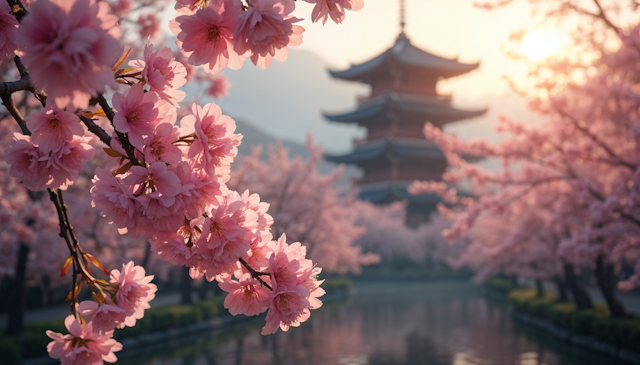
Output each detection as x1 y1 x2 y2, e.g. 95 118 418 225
118 281 615 365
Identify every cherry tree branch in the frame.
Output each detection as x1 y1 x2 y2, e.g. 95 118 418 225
238 257 272 290
97 93 140 166
80 116 112 146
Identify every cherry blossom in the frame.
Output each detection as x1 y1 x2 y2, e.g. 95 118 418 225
46 315 123 365
306 0 365 25
25 106 84 153
110 261 157 327
170 0 246 75
0 0 19 59
130 41 187 106
234 0 304 69
16 0 121 109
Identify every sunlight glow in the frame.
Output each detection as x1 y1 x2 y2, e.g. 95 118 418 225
521 31 559 61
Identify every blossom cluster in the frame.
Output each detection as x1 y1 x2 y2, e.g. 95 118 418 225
47 262 156 365
170 0 363 71
0 0 368 361
5 107 94 191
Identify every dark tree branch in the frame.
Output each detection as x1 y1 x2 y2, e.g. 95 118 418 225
97 93 140 166
1 93 29 135
238 258 272 291
80 116 112 146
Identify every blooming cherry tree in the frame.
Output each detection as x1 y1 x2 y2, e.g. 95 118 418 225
0 0 365 362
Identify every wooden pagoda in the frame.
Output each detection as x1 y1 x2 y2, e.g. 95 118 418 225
324 31 485 225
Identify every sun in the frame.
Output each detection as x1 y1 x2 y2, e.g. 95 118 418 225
521 31 559 61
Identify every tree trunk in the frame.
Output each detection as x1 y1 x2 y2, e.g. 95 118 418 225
564 263 593 310
535 279 544 297
510 275 518 288
553 276 569 302
180 266 192 305
141 241 152 269
197 281 209 301
41 275 51 309
594 255 627 318
6 243 30 336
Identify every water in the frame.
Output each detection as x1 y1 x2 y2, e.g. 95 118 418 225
119 282 616 365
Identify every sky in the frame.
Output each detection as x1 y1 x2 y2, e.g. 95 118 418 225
164 0 558 153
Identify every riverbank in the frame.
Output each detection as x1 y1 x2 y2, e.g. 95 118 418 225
482 283 640 364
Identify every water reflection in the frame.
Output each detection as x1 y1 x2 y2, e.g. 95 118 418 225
119 282 614 365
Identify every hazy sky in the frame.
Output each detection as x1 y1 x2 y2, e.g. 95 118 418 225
163 1 553 152
290 0 546 101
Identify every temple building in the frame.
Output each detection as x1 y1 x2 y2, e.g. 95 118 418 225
324 24 485 226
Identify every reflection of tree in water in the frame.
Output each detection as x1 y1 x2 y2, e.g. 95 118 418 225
368 330 448 365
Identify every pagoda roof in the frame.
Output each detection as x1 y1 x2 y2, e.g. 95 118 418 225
357 181 442 205
325 137 445 164
329 33 480 81
324 92 487 125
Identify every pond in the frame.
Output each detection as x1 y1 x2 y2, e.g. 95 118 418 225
119 281 614 365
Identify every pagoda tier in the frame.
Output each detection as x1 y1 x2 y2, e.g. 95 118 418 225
330 34 479 100
326 137 480 185
323 31 483 225
323 92 486 142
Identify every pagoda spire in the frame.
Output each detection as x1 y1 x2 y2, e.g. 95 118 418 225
399 0 406 33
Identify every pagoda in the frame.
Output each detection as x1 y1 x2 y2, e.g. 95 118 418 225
324 6 485 226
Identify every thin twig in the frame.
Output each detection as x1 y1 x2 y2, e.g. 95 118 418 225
238 257 272 290
97 94 140 166
1 93 29 135
80 116 112 146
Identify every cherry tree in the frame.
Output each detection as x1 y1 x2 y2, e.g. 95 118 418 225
0 0 366 363
411 2 640 317
229 138 380 274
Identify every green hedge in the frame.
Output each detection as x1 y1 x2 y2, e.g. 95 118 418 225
0 295 228 364
321 276 353 294
484 277 520 293
509 288 640 353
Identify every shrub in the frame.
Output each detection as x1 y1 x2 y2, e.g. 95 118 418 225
548 302 575 328
570 310 604 335
322 276 353 294
484 277 518 293
0 336 20 365
508 289 537 311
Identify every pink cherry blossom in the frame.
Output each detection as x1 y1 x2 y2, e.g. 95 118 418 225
218 272 270 316
78 300 127 333
192 190 258 280
46 315 122 365
306 0 364 25
112 83 160 149
91 168 141 235
259 234 324 334
171 161 226 219
0 0 20 59
150 217 205 267
180 103 242 177
137 14 160 39
4 133 50 191
170 0 246 75
41 136 95 190
111 0 132 14
234 0 304 69
110 261 157 327
206 73 231 99
16 0 121 109
143 123 183 165
26 106 84 153
130 41 188 106
124 162 182 199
